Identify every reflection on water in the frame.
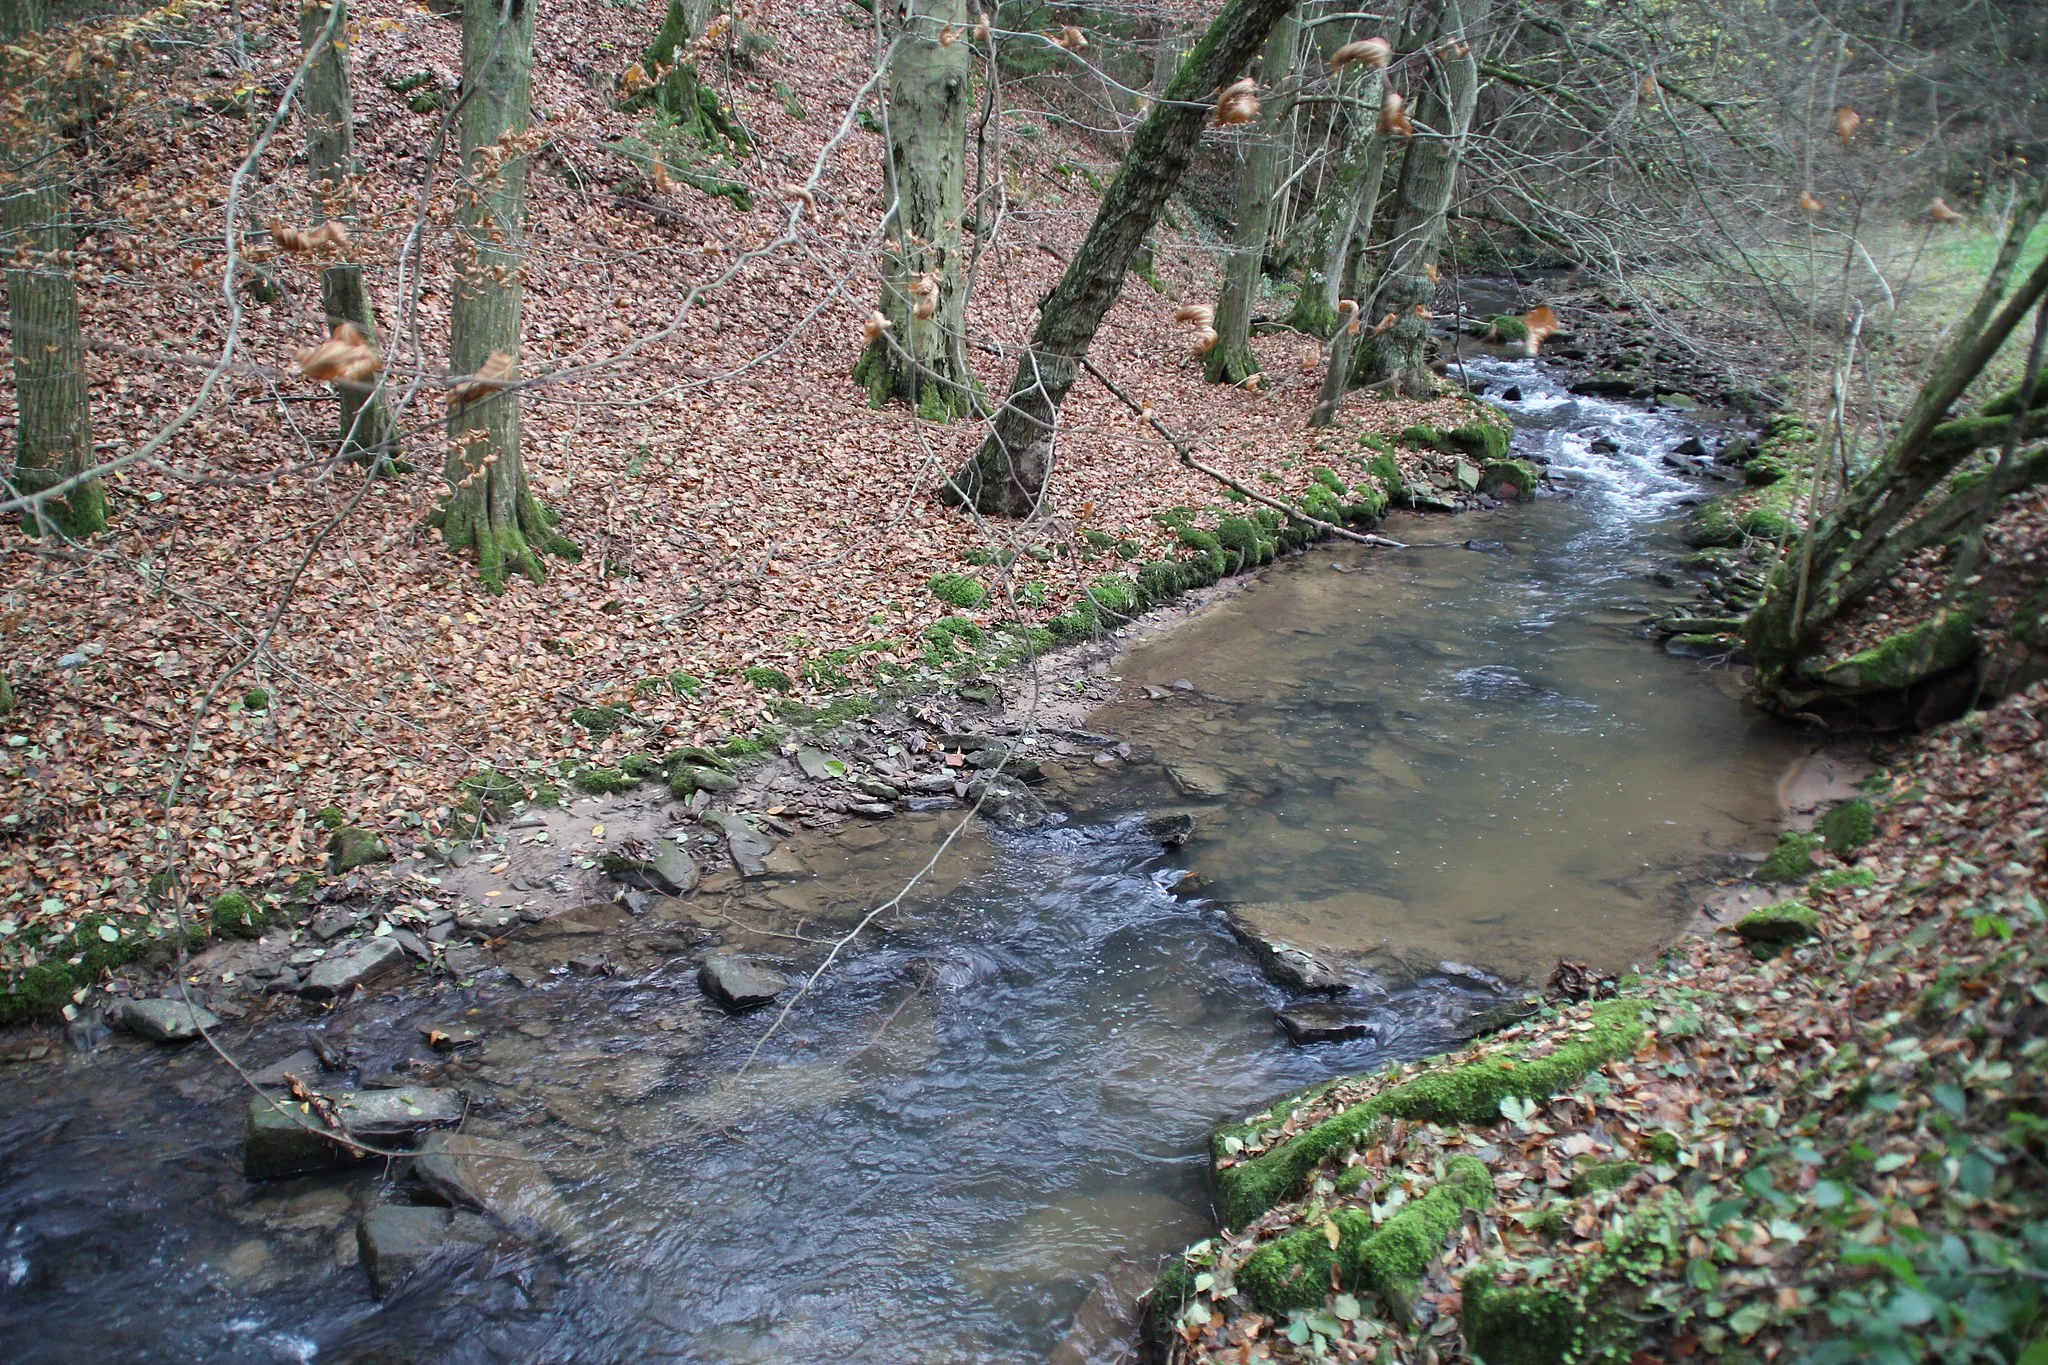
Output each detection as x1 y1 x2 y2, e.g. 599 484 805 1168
0 362 1799 1363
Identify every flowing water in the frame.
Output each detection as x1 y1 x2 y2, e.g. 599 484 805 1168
0 360 1801 1363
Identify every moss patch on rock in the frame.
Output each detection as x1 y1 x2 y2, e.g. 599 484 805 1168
1817 798 1875 854
1805 608 1978 692
1756 831 1822 883
1733 900 1821 948
209 892 266 939
571 766 640 795
327 825 391 873
927 571 988 609
1215 999 1647 1227
1480 459 1538 501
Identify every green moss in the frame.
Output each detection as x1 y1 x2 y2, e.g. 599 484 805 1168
1642 1130 1680 1164
569 705 628 734
1462 1274 1582 1365
209 892 265 939
1570 1159 1641 1196
1462 1200 1687 1365
1817 799 1875 854
1137 560 1189 604
1489 314 1531 342
928 572 988 609
1811 866 1876 892
1734 899 1821 947
327 825 391 873
741 665 794 693
1481 460 1538 501
1087 575 1139 616
1756 832 1821 884
1238 1157 1494 1314
1811 609 1978 690
243 688 270 711
457 770 525 820
1737 504 1797 541
1684 497 1741 549
1364 451 1408 505
1312 467 1347 494
1446 421 1513 463
1400 423 1442 449
618 752 663 778
571 766 640 795
0 914 197 1024
1216 1000 1647 1227
1299 483 1345 524
317 807 347 830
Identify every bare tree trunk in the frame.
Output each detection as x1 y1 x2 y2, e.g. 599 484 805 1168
854 0 976 420
300 0 399 467
1351 0 1480 397
949 0 1302 517
439 0 576 592
1208 9 1302 385
1285 60 1387 337
2 0 104 539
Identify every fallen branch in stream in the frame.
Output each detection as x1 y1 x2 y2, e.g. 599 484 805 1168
1079 357 1409 550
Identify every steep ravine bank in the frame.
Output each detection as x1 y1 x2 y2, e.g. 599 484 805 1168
1143 686 2048 1365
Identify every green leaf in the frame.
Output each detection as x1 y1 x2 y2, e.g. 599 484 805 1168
1887 1287 1936 1327
1332 1293 1361 1321
1305 1310 1344 1338
1688 1256 1720 1292
96 924 120 942
1812 1179 1845 1209
1728 1302 1770 1337
1932 1083 1966 1116
1873 1152 1912 1173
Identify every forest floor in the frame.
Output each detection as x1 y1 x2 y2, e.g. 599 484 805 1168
0 0 1492 987
1159 680 2048 1365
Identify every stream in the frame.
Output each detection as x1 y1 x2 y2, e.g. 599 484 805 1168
0 360 1802 1363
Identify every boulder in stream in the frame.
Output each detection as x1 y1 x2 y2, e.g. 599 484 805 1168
1165 763 1230 800
243 1086 465 1179
601 838 698 895
1277 1002 1378 1045
1222 907 1347 994
116 997 219 1043
411 1132 580 1243
356 1204 496 1297
699 953 789 1011
297 936 410 1000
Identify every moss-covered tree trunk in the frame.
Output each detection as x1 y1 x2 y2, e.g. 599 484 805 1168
949 0 1302 516
631 0 747 153
1351 0 1479 397
1285 59 1387 337
853 0 976 420
440 0 573 592
2 0 104 539
1746 205 2048 689
300 0 399 467
1207 10 1301 386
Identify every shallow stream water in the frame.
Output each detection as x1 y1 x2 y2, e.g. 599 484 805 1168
0 360 1800 1363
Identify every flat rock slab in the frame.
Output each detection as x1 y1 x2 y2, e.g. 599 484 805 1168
794 747 843 781
1277 1003 1378 1045
1165 763 1231 799
298 936 409 1001
356 1204 495 1297
713 813 775 878
244 1086 465 1180
1223 907 1347 994
699 953 788 1011
117 997 219 1042
411 1132 579 1243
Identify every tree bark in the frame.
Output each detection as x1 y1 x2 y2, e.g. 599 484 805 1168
440 0 575 592
1207 9 1302 385
854 0 976 420
300 0 399 467
631 0 748 153
950 0 1301 517
1351 0 1480 397
1285 60 1387 337
2 0 104 538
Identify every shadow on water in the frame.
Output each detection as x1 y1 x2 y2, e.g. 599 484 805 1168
0 361 1802 1362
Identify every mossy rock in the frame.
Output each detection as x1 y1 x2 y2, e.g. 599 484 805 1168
1400 423 1442 450
327 826 391 873
1238 1156 1494 1314
1461 1200 1687 1365
1444 420 1513 463
1755 831 1821 883
1215 999 1647 1227
243 688 270 711
1816 799 1874 854
569 705 629 735
741 665 794 692
1743 455 1790 487
571 766 640 795
1736 505 1797 541
1364 451 1408 506
1803 609 1978 692
617 752 664 779
210 892 266 939
1488 314 1530 342
1569 1158 1641 1196
1087 575 1139 617
1734 899 1821 948
928 572 988 609
0 915 200 1024
1810 866 1875 893
1480 459 1538 501
1682 497 1740 549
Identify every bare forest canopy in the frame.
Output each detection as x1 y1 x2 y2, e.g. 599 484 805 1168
3 0 2047 966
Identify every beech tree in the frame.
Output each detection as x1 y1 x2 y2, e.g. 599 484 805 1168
438 0 577 591
2 0 105 538
628 0 749 153
853 0 976 420
1206 9 1301 386
948 0 1301 516
1285 29 1391 338
1349 0 1480 397
299 0 398 465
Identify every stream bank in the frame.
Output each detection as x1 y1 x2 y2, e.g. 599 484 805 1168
0 360 1829 1363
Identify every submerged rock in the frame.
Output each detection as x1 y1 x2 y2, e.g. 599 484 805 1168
1223 908 1347 994
1165 763 1231 800
356 1204 495 1297
243 1086 465 1179
714 812 775 878
601 838 698 895
1276 1002 1377 1044
116 997 219 1043
1141 811 1195 847
298 936 410 1001
699 953 788 1011
411 1132 579 1242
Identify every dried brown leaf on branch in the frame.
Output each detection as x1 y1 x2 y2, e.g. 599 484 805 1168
1833 105 1860 147
1213 78 1259 126
1329 37 1391 71
450 350 517 407
1378 90 1413 136
269 220 350 256
295 322 382 385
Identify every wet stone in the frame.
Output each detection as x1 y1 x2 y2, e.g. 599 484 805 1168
411 1132 579 1242
116 997 219 1043
248 1047 323 1086
1166 763 1230 800
243 1086 465 1180
309 908 360 941
1222 908 1347 994
794 747 842 781
298 936 409 1001
1277 1003 1378 1044
699 953 788 1012
356 1204 496 1298
714 813 775 878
